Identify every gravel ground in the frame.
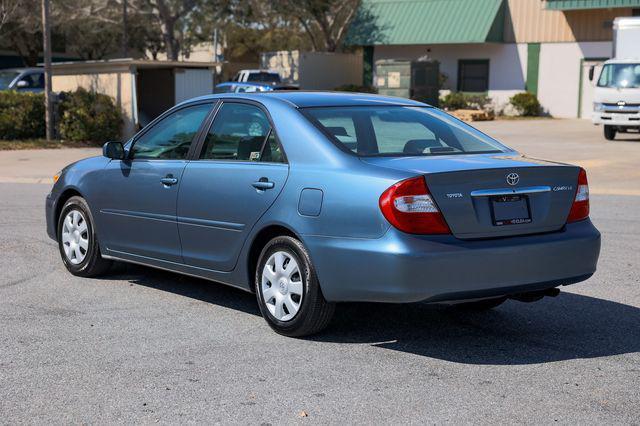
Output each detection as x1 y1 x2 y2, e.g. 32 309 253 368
1 119 639 424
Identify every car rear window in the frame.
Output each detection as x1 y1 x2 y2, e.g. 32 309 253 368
303 106 509 157
247 72 281 83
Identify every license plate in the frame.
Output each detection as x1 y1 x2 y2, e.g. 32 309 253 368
491 195 531 226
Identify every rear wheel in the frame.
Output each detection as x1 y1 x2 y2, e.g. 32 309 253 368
454 297 506 311
255 236 334 337
57 196 112 277
604 125 617 140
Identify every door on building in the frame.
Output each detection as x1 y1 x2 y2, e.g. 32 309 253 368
579 58 607 119
137 68 175 127
410 60 440 106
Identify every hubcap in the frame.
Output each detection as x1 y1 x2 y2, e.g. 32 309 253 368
61 210 89 265
261 251 303 322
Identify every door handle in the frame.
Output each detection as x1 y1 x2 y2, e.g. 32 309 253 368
160 175 178 186
252 178 275 190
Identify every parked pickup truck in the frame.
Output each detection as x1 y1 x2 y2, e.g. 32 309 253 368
232 69 282 84
216 69 298 92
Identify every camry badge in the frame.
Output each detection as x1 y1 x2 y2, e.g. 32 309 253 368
506 172 519 186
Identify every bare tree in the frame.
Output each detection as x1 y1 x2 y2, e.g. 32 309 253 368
0 0 42 66
0 0 19 32
142 0 198 60
275 0 361 52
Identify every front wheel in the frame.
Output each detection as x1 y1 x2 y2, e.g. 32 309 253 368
57 196 112 277
255 236 335 337
604 125 616 140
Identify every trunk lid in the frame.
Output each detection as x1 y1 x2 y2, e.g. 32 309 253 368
362 154 580 239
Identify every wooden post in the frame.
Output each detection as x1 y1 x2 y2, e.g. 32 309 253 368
41 0 53 141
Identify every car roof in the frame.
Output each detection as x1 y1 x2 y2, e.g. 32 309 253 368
604 58 640 64
241 69 278 73
187 91 430 108
216 81 271 87
0 67 42 73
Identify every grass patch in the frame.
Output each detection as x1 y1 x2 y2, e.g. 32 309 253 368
0 139 101 150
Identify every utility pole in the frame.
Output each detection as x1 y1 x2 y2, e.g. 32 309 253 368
212 28 218 85
122 0 129 58
41 0 53 141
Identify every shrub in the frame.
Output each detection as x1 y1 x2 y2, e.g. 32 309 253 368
464 94 492 111
334 84 378 93
509 92 541 116
439 92 468 110
58 88 122 142
439 92 493 111
0 91 45 139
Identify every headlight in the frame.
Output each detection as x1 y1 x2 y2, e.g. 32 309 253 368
593 102 605 112
53 170 62 184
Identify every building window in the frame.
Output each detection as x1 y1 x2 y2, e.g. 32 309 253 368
457 59 489 92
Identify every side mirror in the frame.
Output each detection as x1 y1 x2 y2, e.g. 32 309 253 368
16 80 29 88
103 141 125 160
588 66 595 82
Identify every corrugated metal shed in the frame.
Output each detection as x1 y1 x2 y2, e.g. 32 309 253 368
545 0 640 10
349 0 505 45
505 0 633 43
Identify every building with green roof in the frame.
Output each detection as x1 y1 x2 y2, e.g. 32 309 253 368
349 0 640 117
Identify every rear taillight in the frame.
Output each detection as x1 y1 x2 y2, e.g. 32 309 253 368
567 168 589 223
379 176 450 234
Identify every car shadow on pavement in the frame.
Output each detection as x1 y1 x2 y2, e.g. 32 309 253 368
105 264 639 365
107 263 262 317
315 292 640 365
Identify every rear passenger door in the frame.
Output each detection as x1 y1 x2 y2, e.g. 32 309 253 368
177 101 289 272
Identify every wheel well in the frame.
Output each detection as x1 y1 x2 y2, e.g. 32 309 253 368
247 225 297 289
54 189 82 228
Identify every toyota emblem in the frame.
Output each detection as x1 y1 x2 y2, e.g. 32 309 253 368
506 173 520 186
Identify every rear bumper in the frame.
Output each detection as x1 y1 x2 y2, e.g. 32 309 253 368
304 219 601 303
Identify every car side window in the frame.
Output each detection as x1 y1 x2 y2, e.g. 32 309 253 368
200 103 272 161
18 73 44 89
260 131 285 163
32 73 44 89
130 103 211 160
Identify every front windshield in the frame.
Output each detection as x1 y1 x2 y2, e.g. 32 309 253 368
597 63 640 89
0 71 19 90
303 106 510 157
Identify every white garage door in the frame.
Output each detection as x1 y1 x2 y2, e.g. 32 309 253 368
175 69 213 103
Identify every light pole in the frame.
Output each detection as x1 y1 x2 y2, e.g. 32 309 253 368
41 0 53 141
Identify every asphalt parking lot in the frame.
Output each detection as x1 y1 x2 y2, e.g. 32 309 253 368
1 119 639 424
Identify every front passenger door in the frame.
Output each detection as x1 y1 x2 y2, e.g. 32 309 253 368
96 102 212 263
177 102 289 271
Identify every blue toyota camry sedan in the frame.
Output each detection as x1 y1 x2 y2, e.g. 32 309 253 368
46 92 601 336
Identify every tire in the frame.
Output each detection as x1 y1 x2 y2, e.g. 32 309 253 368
454 297 507 311
57 196 112 277
604 125 616 141
255 236 335 337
